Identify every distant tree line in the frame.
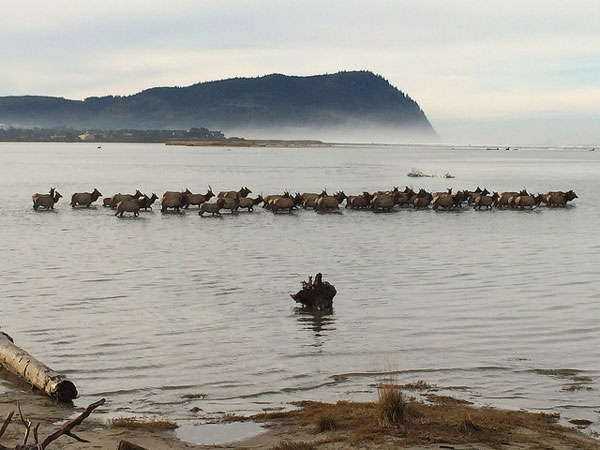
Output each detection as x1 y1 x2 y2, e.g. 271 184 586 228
0 126 225 143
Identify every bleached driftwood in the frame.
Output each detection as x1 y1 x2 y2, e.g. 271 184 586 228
0 398 105 450
0 332 77 402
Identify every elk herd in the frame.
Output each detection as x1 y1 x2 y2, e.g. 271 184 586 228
31 185 578 216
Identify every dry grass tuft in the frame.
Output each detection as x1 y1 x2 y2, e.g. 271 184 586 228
377 383 406 427
270 440 315 450
314 413 337 433
110 417 178 430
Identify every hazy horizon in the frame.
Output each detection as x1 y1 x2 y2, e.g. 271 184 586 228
2 1 599 145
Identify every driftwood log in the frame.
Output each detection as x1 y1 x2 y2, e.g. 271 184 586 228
0 332 77 402
0 398 105 450
290 273 336 310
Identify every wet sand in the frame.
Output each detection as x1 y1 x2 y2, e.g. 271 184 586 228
165 138 332 147
0 383 597 450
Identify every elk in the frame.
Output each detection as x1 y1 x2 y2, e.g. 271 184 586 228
346 192 373 209
264 192 290 210
32 188 62 210
70 188 102 207
300 192 320 209
239 195 264 212
115 199 141 217
218 187 251 199
109 190 143 208
184 186 214 208
370 193 395 212
545 190 578 207
513 193 544 209
474 192 499 210
413 192 433 209
161 191 189 212
315 191 346 212
220 196 240 213
199 198 226 216
138 193 158 211
272 193 303 213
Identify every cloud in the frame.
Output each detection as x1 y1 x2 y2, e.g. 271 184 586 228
1 1 599 143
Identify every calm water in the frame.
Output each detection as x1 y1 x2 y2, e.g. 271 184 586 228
0 142 599 437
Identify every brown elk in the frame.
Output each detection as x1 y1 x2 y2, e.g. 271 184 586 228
184 186 215 208
199 198 226 216
370 193 395 212
513 193 544 209
466 187 488 205
218 187 251 199
272 193 303 213
71 188 102 207
315 191 346 212
432 193 454 210
32 188 62 210
545 190 578 207
346 192 373 209
413 191 433 209
474 192 499 210
263 192 290 210
300 192 320 209
239 195 264 212
138 193 158 211
220 196 240 213
115 199 141 217
161 191 189 212
110 190 143 208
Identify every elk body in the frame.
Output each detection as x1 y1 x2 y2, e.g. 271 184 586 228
370 193 395 212
239 195 264 211
545 190 577 207
272 193 302 213
315 191 346 212
70 188 102 207
184 187 214 208
300 192 320 209
513 194 544 209
32 188 62 210
199 198 226 216
346 192 373 209
115 199 141 217
109 190 143 208
218 187 251 199
138 193 158 211
474 192 499 210
161 191 189 212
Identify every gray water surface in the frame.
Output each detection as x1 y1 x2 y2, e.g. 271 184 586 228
0 142 598 436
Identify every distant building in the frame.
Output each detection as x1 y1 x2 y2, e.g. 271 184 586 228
78 133 95 141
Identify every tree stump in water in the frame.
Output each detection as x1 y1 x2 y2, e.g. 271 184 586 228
290 273 336 310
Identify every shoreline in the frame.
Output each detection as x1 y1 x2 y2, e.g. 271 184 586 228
0 381 597 450
165 138 334 148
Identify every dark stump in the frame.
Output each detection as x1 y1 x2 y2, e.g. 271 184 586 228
290 273 336 311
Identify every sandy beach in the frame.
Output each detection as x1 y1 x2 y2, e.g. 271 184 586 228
165 138 332 147
1 377 598 450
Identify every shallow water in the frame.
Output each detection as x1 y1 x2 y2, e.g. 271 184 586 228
0 142 599 438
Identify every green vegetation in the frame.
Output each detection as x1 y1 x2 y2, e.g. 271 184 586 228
0 126 224 142
0 71 436 136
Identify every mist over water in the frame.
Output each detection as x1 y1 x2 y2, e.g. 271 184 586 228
0 142 598 435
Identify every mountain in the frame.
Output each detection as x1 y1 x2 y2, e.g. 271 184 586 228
0 71 437 141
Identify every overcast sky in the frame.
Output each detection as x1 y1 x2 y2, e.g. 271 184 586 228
1 1 599 144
